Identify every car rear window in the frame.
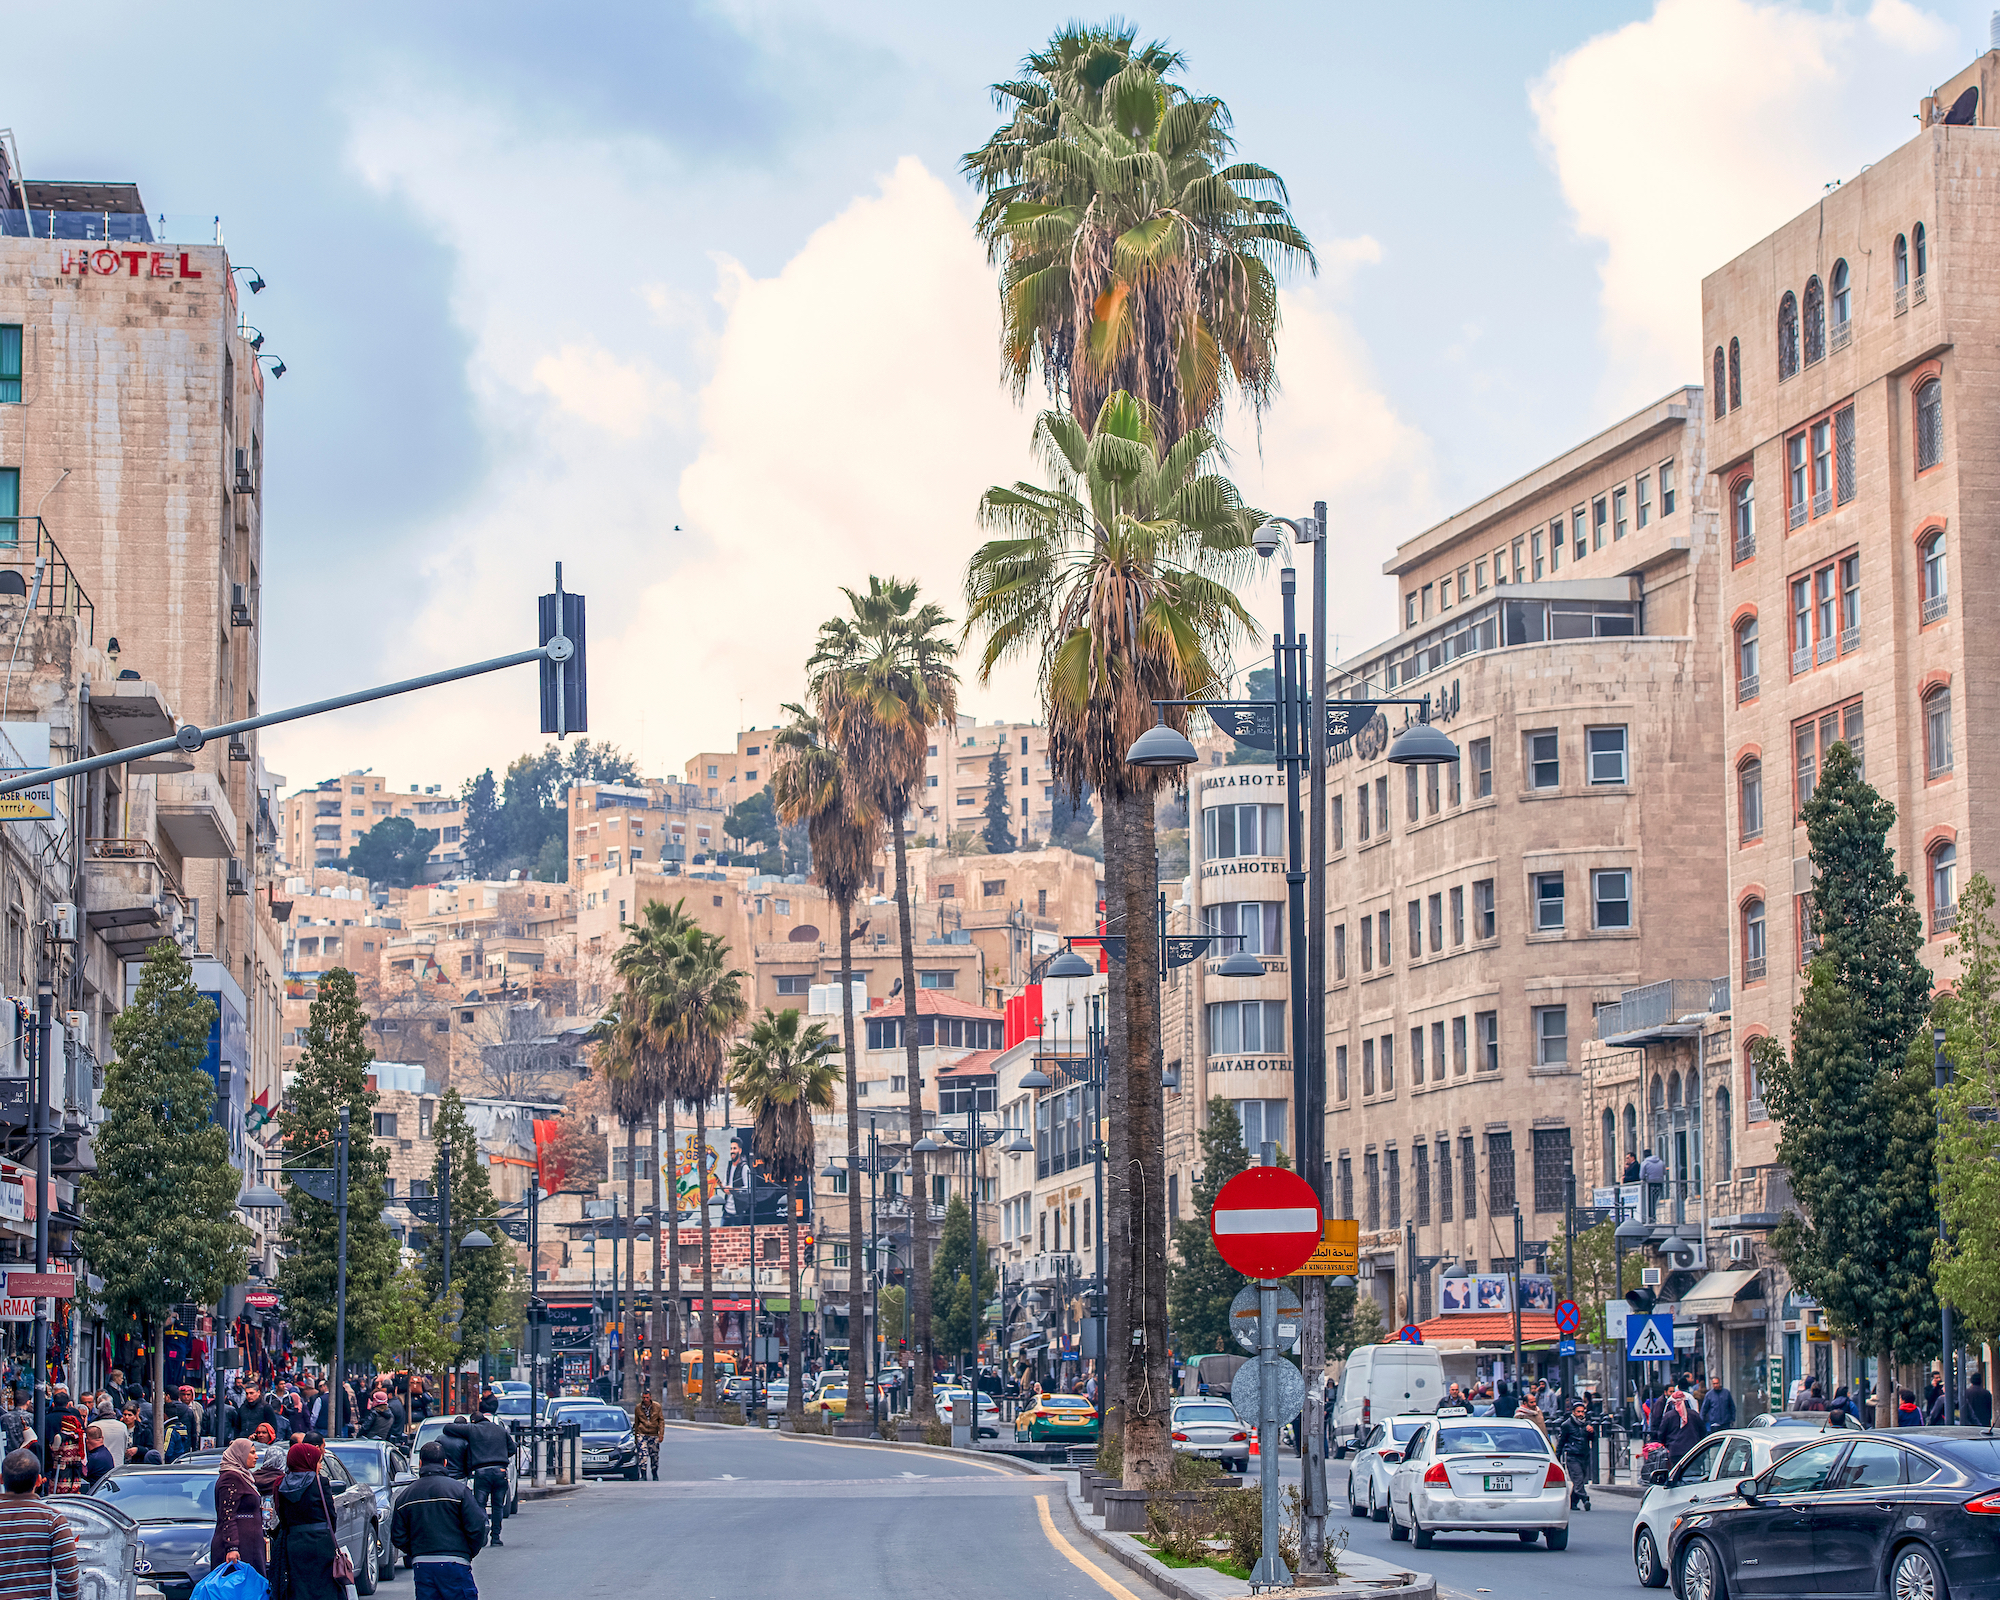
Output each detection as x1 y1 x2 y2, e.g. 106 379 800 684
1931 1440 2000 1474
1044 1396 1093 1410
1435 1426 1549 1455
1176 1406 1236 1425
1388 1418 1426 1442
567 1409 631 1431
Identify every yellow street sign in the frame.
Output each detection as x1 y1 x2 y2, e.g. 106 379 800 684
1296 1217 1359 1277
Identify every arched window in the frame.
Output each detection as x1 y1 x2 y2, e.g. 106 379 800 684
1713 347 1727 417
1921 529 1948 622
1831 259 1851 327
1601 1109 1616 1186
1623 1103 1638 1165
1931 839 1958 932
1917 377 1943 470
1738 757 1763 843
1778 292 1799 380
1742 897 1766 982
1914 222 1928 280
1895 233 1910 288
1668 1070 1682 1109
1732 476 1755 561
1735 617 1759 700
1728 338 1741 409
1925 685 1953 778
1745 1042 1764 1116
1715 1087 1732 1176
1803 276 1825 364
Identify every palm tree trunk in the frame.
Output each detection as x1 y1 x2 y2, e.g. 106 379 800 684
1101 787 1132 1459
664 1098 683 1418
697 1098 718 1415
839 902 866 1427
623 1119 638 1404
892 810 933 1418
1117 790 1172 1487
787 1191 804 1417
649 1099 664 1408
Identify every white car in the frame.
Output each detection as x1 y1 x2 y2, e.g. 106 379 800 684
1629 1428 1811 1587
933 1389 1000 1438
1170 1400 1251 1474
1345 1414 1432 1522
1386 1416 1570 1550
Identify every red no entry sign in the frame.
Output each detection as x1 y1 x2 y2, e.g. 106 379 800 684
1209 1166 1323 1279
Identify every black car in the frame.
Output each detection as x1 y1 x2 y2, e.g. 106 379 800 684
557 1404 641 1480
323 1439 410 1583
1667 1427 2000 1600
92 1455 380 1600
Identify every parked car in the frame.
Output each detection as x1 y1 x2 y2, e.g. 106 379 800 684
409 1418 521 1513
1331 1345 1446 1457
549 1404 641 1480
324 1440 412 1582
1345 1415 1433 1523
1628 1427 1810 1587
1169 1399 1250 1474
1014 1395 1100 1444
93 1455 378 1600
805 1386 849 1418
1385 1416 1570 1550
1667 1430 2000 1600
932 1389 1000 1439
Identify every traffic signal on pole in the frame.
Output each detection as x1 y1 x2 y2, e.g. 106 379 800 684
539 565 587 736
1625 1286 1658 1315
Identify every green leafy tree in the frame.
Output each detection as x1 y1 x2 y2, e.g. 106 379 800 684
880 1285 908 1360
418 1090 512 1371
931 1195 996 1364
1931 873 2000 1346
464 741 638 878
343 816 439 887
1168 1099 1249 1356
81 941 253 1449
1547 1215 1618 1346
1339 1295 1385 1356
1753 741 1937 1424
532 835 567 883
275 968 399 1374
981 752 1017 854
724 791 780 858
380 1264 459 1401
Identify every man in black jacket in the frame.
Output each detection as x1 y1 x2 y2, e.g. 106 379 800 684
391 1441 487 1600
1553 1401 1596 1510
443 1403 515 1547
231 1385 283 1441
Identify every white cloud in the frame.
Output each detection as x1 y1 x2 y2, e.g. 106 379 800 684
1531 0 1963 406
532 344 682 438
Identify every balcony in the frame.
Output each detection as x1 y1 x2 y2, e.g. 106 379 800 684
1896 284 1909 317
1734 533 1756 564
156 771 240 858
83 838 189 957
1812 488 1830 519
1914 273 1927 306
1933 904 1957 936
1789 501 1807 531
1841 627 1859 656
1792 647 1811 676
1816 637 1836 666
1830 318 1851 352
1595 976 1730 1044
1737 674 1759 703
1743 956 1766 983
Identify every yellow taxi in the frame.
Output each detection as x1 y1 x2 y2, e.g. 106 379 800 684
805 1384 849 1417
1014 1392 1100 1443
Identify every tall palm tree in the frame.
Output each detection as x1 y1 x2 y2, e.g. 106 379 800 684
728 1007 842 1419
769 704 882 1415
965 390 1259 1484
963 30 1315 445
807 577 958 1418
588 999 646 1406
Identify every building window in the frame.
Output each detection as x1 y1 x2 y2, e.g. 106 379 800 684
918 970 955 989
1375 777 1389 836
1386 1148 1402 1227
1407 899 1421 959
1548 516 1563 572
1531 1127 1570 1212
1835 405 1855 504
1839 554 1859 653
1925 685 1953 778
1334 923 1347 979
1379 1033 1395 1092
1377 912 1391 969
0 326 17 404
1802 274 1825 365
1452 1015 1468 1075
1736 617 1759 702
1214 900 1282 956
1592 869 1632 930
1613 486 1628 541
1364 1152 1380 1230
1406 764 1420 823
1712 347 1726 417
1237 1099 1286 1155
1531 531 1544 580
1732 476 1755 563
1469 738 1492 799
1739 758 1763 843
775 974 811 995
1534 1006 1568 1067
1592 495 1607 550
1414 1142 1430 1224
1916 377 1943 471
1716 1087 1732 1175
1476 1011 1499 1073
1914 220 1929 279
1359 913 1373 973
1355 784 1369 842
1527 731 1559 790
1331 795 1344 850
1203 802 1285 860
1437 1139 1453 1222
1472 879 1495 939
1571 506 1586 561
1794 699 1864 812
1428 892 1443 952
1931 841 1958 934
1601 1110 1617 1186
1459 1134 1478 1217
1587 726 1628 785
1450 886 1465 946
1335 1044 1349 1101
1728 337 1741 409
1362 1037 1376 1096
0 467 17 548
1487 1131 1516 1211
1790 553 1861 670
1830 259 1851 331
1430 1019 1445 1083
1778 289 1799 380
1921 529 1948 623
1533 872 1565 933
1426 762 1440 816
1742 898 1766 984
373 1113 397 1138
1206 999 1285 1055
1661 459 1676 516
1338 1156 1354 1220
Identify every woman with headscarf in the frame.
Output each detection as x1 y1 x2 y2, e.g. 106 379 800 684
212 1439 268 1576
270 1443 350 1600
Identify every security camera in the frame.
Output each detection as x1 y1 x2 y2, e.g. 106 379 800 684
1252 521 1284 559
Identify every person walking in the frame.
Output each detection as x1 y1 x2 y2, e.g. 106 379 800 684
358 1394 395 1442
0 1448 79 1600
1701 1376 1736 1432
1656 1386 1705 1467
1553 1401 1596 1511
210 1439 268 1577
269 1443 349 1600
390 1441 487 1600
633 1391 664 1482
1966 1370 1994 1428
233 1385 283 1442
441 1404 513 1548
1514 1390 1547 1438
80 1429 113 1489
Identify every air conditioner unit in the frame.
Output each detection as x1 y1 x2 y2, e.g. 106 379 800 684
1729 1235 1751 1263
50 903 77 945
226 859 249 897
228 737 251 762
234 449 255 498
1641 1267 1663 1288
230 583 253 628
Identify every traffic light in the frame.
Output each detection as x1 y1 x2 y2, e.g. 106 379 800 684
539 566 587 736
1625 1286 1658 1315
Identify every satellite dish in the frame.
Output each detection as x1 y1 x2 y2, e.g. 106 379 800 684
789 924 820 942
1944 86 1979 126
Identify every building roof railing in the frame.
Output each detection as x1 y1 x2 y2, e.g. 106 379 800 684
0 520 95 644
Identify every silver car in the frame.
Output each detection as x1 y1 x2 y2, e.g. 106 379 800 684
1629 1428 1811 1587
1170 1400 1250 1474
1345 1415 1432 1522
1386 1417 1570 1550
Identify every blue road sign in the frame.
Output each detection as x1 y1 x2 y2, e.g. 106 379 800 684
1626 1312 1674 1361
1558 1338 1577 1357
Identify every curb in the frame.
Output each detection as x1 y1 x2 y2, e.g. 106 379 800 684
517 1482 583 1500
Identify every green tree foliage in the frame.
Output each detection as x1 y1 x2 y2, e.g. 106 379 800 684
1547 1216 1618 1345
380 1264 458 1389
1931 873 2000 1344
342 816 439 887
81 941 253 1446
461 740 637 879
1223 669 1276 766
931 1194 996 1362
879 1285 908 1352
1050 782 1096 854
723 791 785 873
1754 741 1937 1414
275 968 399 1366
981 752 1017 854
1168 1100 1249 1355
461 771 501 877
418 1090 513 1364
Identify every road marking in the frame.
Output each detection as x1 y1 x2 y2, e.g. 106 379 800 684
773 1434 1016 1476
1035 1494 1144 1600
716 1474 738 1480
898 1471 928 1479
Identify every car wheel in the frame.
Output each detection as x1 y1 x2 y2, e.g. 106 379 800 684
1891 1544 1944 1600
1545 1528 1568 1552
1349 1480 1367 1518
353 1532 378 1596
1388 1503 1409 1542
1412 1516 1434 1551
1635 1526 1668 1588
1371 1483 1388 1524
377 1525 395 1582
1677 1536 1727 1600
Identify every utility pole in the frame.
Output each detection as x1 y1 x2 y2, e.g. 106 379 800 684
1934 1028 1955 1425
332 1107 350 1438
441 1142 453 1412
32 982 50 1445
1511 1206 1525 1394
1562 1170 1577 1404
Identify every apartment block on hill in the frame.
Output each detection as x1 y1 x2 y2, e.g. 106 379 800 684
279 771 466 874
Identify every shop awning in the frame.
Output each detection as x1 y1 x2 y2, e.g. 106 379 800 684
1411 1312 1562 1346
1679 1269 1763 1318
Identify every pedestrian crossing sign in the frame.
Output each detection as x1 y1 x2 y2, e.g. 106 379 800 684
1626 1312 1674 1361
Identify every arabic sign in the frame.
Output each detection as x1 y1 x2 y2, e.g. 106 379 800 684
1296 1217 1360 1277
1211 702 1386 754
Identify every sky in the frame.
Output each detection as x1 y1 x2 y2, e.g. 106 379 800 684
5 0 1981 797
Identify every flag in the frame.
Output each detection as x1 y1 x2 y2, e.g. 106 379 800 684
245 1090 272 1134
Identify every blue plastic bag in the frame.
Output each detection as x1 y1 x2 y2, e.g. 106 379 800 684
193 1560 270 1600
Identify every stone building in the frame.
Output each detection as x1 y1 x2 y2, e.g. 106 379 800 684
278 771 466 875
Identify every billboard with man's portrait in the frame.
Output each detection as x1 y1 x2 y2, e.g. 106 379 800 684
665 1124 812 1226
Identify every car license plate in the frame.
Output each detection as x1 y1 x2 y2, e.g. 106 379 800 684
1197 1449 1221 1458
1482 1475 1513 1492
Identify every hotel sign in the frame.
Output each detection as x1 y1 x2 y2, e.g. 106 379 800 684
60 249 204 280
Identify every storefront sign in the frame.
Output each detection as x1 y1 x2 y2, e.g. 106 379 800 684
60 249 204 280
0 724 53 823
244 1290 280 1310
0 1180 21 1223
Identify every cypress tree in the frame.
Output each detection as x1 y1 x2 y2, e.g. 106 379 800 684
1754 741 1936 1423
275 967 400 1371
419 1090 513 1375
81 941 253 1449
931 1194 996 1363
981 752 1016 854
1167 1099 1250 1357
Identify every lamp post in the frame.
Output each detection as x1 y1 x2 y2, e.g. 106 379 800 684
1934 1027 1955 1425
1125 507 1459 1573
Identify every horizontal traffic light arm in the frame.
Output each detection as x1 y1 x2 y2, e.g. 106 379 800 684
0 638 567 797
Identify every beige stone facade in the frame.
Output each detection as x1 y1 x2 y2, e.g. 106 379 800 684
279 771 465 874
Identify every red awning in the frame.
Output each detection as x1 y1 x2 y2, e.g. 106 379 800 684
686 1298 751 1312
1412 1312 1563 1344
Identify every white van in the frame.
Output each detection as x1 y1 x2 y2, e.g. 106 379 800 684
1330 1343 1446 1456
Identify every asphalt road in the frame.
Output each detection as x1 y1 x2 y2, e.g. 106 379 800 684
470 1426 1169 1600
